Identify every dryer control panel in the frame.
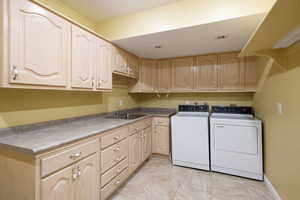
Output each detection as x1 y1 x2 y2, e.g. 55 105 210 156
211 106 252 114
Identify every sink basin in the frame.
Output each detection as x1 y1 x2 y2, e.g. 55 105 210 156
105 113 146 120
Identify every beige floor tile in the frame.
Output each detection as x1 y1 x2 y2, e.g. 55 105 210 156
109 156 274 200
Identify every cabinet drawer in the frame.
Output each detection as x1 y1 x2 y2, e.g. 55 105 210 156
101 138 129 173
153 117 169 126
101 126 129 149
41 139 99 177
101 158 128 187
129 118 152 135
101 168 129 200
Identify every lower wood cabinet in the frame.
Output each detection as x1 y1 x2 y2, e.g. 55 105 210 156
0 116 169 200
152 117 170 155
41 146 99 200
129 133 142 173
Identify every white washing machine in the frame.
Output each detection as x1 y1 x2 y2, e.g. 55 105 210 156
210 106 263 180
171 105 210 171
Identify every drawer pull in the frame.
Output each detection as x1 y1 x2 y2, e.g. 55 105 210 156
216 125 225 128
70 152 82 160
113 147 120 152
115 180 121 185
77 166 81 177
114 136 120 140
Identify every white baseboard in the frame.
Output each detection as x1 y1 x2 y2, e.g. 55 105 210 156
264 175 282 200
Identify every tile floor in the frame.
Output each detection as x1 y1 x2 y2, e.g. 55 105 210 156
110 156 274 200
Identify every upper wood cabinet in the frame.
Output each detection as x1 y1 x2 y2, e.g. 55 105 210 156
195 55 218 91
9 0 70 87
171 57 194 91
139 59 157 92
218 53 245 91
127 54 139 78
244 56 258 91
96 40 112 90
71 25 97 89
113 47 127 74
157 59 172 92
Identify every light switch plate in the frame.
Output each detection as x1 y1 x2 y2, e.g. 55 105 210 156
119 100 123 107
276 103 283 115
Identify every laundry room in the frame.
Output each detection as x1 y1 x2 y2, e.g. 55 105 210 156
0 0 299 200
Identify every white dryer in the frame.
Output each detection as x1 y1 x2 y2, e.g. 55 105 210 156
171 105 210 171
210 106 263 180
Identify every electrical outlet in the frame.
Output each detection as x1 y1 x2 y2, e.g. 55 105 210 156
118 100 123 107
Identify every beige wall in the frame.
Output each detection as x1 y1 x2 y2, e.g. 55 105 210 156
0 80 139 128
137 93 253 109
253 43 300 200
96 0 276 40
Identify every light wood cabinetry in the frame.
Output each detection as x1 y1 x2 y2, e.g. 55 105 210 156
71 25 97 89
218 53 245 91
113 47 127 74
41 165 74 200
127 54 139 78
129 133 142 173
152 117 170 155
96 40 112 90
41 140 99 200
142 127 152 161
195 55 218 91
157 59 172 92
139 59 157 92
244 56 258 91
172 57 194 91
0 0 114 91
0 116 171 200
8 0 70 87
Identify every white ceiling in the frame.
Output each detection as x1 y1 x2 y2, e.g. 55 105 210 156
60 0 180 21
112 14 265 59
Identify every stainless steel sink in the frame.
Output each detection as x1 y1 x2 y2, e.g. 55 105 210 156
105 113 146 120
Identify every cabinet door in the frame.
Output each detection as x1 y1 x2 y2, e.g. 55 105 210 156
142 127 152 161
9 0 70 86
74 154 99 200
113 47 127 74
154 125 170 155
97 40 112 90
157 59 172 92
195 55 218 90
128 54 139 78
41 165 74 200
244 56 257 91
129 133 142 173
140 59 157 92
172 57 194 91
219 53 244 91
71 25 97 89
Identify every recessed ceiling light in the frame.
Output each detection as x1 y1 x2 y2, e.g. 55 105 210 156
154 45 162 49
216 35 228 40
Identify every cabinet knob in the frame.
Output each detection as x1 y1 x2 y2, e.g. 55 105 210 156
115 180 121 185
114 147 120 152
114 136 120 140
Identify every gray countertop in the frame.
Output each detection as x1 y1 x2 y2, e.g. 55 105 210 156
0 108 176 155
